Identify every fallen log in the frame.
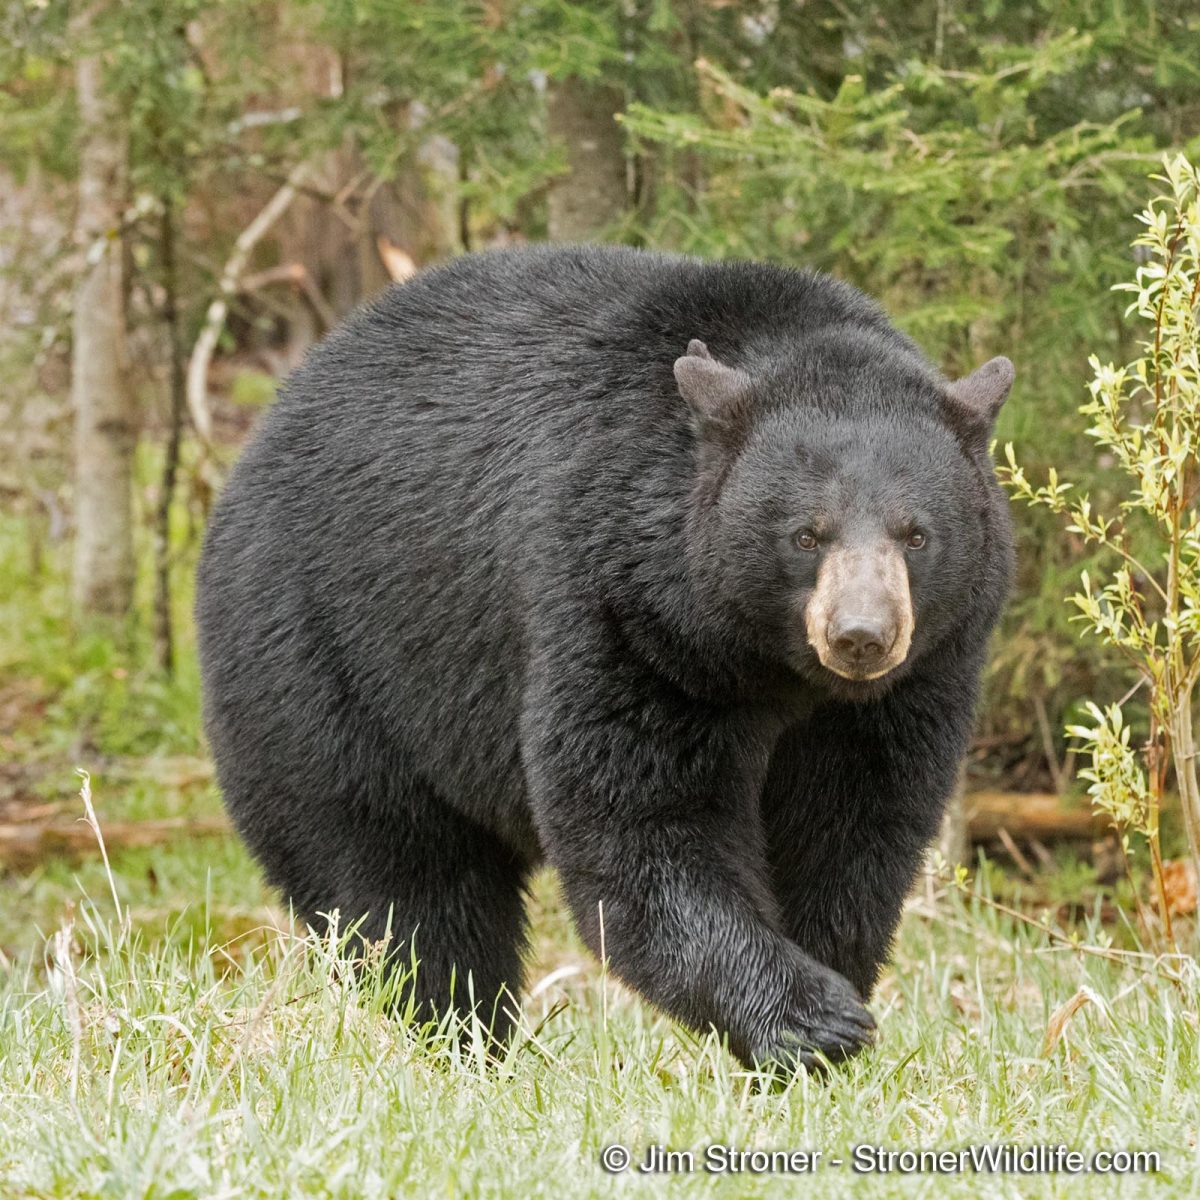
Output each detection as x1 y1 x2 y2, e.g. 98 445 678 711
965 791 1111 841
0 816 230 871
100 756 214 788
0 790 1108 873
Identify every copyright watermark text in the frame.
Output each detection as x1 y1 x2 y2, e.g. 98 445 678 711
599 1143 1161 1176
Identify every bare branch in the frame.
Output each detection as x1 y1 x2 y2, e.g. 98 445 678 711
186 160 313 445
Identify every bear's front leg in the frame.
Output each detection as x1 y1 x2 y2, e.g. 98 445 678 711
521 660 875 1071
762 650 984 999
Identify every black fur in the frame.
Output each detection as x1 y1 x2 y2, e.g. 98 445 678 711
196 245 1012 1070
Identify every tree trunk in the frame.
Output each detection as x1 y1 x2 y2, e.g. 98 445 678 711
70 44 135 619
276 133 454 367
154 196 186 673
545 77 628 241
937 762 970 864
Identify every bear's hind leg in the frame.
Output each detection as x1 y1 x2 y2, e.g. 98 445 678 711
235 761 532 1042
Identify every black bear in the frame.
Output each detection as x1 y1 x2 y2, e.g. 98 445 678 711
196 245 1013 1070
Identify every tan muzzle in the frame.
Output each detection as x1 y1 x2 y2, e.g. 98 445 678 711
804 544 914 680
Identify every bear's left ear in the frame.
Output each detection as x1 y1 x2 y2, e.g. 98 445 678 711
673 339 752 432
943 356 1014 446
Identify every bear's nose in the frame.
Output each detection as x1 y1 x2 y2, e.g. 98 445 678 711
828 617 892 666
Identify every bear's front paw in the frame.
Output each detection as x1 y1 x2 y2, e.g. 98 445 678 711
751 968 876 1074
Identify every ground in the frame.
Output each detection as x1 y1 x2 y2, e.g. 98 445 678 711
0 512 1197 1199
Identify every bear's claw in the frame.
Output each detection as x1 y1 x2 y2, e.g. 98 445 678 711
751 969 877 1073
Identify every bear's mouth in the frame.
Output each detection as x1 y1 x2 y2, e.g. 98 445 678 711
812 656 911 703
821 656 903 682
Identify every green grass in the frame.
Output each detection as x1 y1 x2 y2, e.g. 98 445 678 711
2 855 1196 1198
1 513 1198 1198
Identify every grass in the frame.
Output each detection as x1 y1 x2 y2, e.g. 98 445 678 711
1 513 1198 1198
2 851 1196 1198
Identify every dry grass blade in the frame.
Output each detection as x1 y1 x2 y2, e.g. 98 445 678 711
1043 986 1105 1055
76 769 122 927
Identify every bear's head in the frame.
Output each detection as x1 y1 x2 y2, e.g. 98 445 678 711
675 332 1013 700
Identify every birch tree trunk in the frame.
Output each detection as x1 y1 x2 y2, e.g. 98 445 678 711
70 44 135 618
936 762 970 865
545 78 628 242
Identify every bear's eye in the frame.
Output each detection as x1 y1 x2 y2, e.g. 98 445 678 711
793 530 819 552
906 530 927 550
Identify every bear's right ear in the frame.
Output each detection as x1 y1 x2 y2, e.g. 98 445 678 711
673 339 752 431
943 356 1015 448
